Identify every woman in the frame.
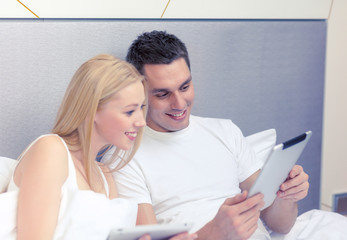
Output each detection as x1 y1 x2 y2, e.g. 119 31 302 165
5 54 196 240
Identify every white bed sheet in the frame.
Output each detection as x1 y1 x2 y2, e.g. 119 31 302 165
270 209 347 240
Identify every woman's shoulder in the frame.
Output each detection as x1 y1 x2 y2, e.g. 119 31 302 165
27 134 67 157
34 134 64 145
17 134 69 183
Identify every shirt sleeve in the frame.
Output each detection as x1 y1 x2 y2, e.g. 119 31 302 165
226 120 263 183
112 159 152 205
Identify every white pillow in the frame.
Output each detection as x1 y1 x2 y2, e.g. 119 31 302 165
0 157 18 193
246 129 277 166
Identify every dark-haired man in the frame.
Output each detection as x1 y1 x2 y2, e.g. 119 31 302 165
110 31 310 240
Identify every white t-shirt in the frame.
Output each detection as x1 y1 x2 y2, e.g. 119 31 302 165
112 115 267 237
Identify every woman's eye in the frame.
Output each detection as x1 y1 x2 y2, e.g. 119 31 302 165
126 110 135 116
141 104 146 109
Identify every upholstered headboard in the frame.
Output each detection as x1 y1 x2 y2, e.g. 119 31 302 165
0 19 326 213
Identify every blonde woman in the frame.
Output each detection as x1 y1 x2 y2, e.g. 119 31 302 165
3 54 196 240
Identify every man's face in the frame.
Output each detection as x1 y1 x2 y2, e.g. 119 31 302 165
143 57 194 132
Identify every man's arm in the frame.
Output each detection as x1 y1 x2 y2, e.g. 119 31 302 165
260 165 309 234
195 170 264 240
135 169 265 240
196 192 263 240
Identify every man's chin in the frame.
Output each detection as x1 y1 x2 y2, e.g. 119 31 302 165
167 121 190 132
147 122 189 132
147 114 190 132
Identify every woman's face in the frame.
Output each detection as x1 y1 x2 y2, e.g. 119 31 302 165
94 81 146 150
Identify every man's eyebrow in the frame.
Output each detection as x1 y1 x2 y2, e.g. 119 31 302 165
151 77 192 94
152 88 169 94
180 77 192 88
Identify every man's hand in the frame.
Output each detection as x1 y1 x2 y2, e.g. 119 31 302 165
261 165 309 234
197 191 264 240
277 165 309 202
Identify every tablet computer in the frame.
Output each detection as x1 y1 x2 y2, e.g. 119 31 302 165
108 223 192 240
248 131 312 210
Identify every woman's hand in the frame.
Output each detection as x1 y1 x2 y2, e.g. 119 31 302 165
169 232 198 240
138 232 198 240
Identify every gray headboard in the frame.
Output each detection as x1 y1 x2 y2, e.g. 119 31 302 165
0 19 326 214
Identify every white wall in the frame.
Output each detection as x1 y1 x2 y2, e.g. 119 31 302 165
321 0 347 211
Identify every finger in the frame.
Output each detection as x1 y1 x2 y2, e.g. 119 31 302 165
244 216 260 238
230 196 263 235
279 189 308 201
188 233 198 240
168 232 198 240
289 180 309 194
247 221 259 237
278 182 309 201
288 165 303 179
237 193 264 213
236 209 261 239
281 171 309 191
241 196 264 219
138 234 151 240
224 191 248 206
279 179 309 195
278 181 309 197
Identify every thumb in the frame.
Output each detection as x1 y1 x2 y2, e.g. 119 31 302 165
139 234 151 240
224 191 248 206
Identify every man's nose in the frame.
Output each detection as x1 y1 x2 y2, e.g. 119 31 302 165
170 92 186 110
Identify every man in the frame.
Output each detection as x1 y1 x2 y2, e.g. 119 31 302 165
110 31 310 240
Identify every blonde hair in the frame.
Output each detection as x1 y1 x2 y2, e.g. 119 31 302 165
52 54 145 192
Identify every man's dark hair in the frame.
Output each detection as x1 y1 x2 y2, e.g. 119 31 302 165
126 30 190 74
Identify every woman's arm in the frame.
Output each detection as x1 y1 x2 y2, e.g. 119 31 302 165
15 135 68 240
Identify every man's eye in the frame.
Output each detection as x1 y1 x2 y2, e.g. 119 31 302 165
156 92 169 98
141 104 146 109
181 84 190 91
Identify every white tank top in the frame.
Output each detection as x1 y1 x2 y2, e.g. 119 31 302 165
7 134 109 197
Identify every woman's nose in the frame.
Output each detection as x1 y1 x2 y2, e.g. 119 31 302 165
135 112 146 127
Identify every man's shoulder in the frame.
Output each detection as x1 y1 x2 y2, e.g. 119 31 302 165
191 115 243 138
191 115 234 127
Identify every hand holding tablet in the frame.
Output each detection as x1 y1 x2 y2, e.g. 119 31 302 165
247 131 312 210
108 223 193 240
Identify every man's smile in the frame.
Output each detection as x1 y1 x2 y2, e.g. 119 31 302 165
166 110 187 120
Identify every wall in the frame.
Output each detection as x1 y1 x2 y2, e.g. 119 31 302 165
321 0 347 211
1 0 344 215
2 0 340 213
0 19 326 214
